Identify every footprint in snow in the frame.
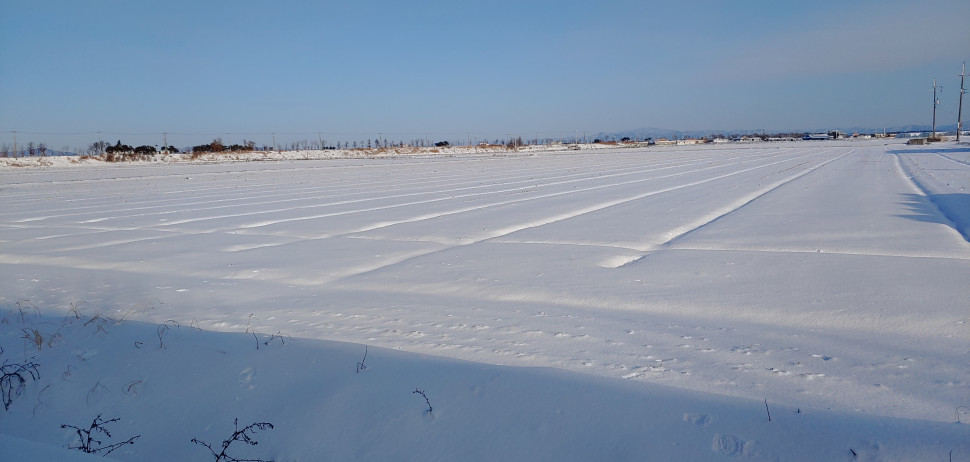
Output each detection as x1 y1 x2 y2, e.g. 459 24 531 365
239 367 256 390
683 413 711 426
712 434 761 457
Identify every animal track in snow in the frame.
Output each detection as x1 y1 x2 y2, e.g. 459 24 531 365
683 413 711 426
712 434 761 457
731 344 763 355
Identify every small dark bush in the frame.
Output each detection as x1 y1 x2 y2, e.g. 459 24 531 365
1 350 40 410
192 418 275 462
62 413 140 456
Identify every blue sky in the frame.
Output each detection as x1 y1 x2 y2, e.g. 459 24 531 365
1 0 968 150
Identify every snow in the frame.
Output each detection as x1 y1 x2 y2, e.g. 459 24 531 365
1 140 968 460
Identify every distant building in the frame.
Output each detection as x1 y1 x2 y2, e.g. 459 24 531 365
734 136 763 143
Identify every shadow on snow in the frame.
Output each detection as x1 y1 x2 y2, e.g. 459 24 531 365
897 193 970 242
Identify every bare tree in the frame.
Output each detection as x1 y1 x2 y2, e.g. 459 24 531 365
88 140 110 155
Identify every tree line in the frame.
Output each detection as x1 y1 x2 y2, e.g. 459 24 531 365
188 138 257 153
0 141 53 157
0 135 570 159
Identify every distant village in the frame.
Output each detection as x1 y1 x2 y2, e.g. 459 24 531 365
626 128 966 147
610 130 892 147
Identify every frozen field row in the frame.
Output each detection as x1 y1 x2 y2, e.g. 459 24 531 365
2 140 968 424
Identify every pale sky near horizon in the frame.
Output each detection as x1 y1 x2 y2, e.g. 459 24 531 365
1 0 968 150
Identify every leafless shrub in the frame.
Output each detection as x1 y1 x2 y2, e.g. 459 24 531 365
356 346 368 373
1 350 40 410
157 320 180 349
412 388 432 415
83 314 112 334
14 299 39 324
62 413 140 456
245 314 260 334
192 418 275 462
22 328 44 350
68 302 83 320
261 331 290 347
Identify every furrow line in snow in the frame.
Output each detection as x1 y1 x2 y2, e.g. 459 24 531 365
660 245 970 261
326 149 840 281
599 149 848 267
238 149 819 242
120 149 792 233
0 151 701 219
7 154 686 225
935 150 970 167
659 151 850 245
0 148 786 227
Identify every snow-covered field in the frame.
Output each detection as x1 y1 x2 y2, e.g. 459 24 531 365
1 140 968 460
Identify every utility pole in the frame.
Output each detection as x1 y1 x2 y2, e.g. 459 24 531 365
958 62 966 142
12 130 15 156
932 79 942 139
163 132 168 152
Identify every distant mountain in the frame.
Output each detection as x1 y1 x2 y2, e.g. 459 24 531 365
5 149 77 158
591 128 724 142
850 123 959 134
